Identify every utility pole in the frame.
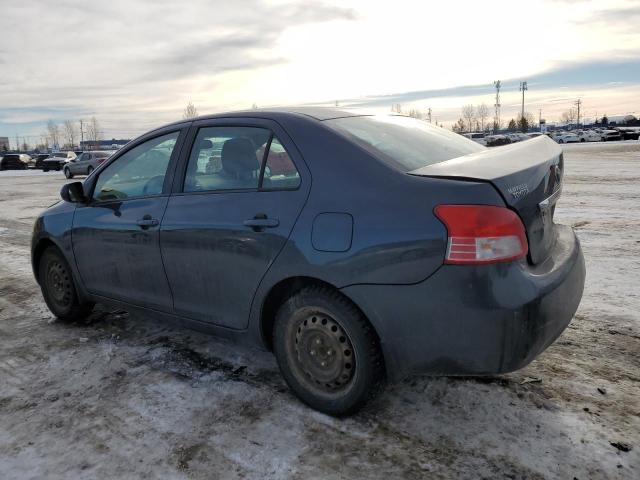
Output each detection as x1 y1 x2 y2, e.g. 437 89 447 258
79 119 84 150
15 134 20 152
493 80 501 133
428 108 432 123
519 81 528 127
575 99 582 127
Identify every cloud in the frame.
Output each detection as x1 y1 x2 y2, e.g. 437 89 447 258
1 0 638 139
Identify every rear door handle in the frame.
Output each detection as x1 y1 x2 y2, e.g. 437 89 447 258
243 216 279 230
136 216 159 228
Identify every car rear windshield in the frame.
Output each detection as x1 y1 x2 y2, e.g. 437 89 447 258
324 115 485 172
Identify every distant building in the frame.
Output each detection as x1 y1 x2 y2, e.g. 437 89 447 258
80 138 130 150
0 137 9 151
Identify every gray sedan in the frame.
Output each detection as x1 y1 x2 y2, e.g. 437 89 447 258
63 151 112 178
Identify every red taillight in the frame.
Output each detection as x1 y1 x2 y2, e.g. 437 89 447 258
434 205 528 265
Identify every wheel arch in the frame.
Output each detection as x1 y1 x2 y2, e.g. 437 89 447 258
259 276 385 372
32 237 59 285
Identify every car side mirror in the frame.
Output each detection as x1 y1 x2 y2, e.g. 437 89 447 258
60 182 87 203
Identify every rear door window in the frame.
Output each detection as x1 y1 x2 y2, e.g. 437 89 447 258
183 127 300 192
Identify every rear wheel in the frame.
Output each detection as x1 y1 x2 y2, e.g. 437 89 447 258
39 246 94 321
273 286 384 416
64 167 73 179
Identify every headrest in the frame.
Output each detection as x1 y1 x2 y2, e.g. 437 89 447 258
221 137 258 175
199 139 213 149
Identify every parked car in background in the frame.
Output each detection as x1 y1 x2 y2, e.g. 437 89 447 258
42 152 77 171
32 153 51 169
485 134 511 146
63 151 113 178
526 132 544 139
0 153 32 170
31 109 585 415
462 132 487 146
552 131 579 144
615 127 640 141
576 130 601 142
600 129 622 142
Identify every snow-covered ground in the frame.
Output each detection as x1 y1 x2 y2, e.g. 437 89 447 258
0 142 638 479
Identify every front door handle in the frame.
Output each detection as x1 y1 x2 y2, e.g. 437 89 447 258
136 216 159 229
243 214 279 230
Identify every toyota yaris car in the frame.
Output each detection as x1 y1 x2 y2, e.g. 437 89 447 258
31 108 585 415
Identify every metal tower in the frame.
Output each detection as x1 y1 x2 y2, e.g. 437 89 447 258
493 80 501 132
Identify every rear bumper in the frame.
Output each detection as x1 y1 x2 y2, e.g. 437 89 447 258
341 225 585 381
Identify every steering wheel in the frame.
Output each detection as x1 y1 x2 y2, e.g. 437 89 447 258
143 175 165 195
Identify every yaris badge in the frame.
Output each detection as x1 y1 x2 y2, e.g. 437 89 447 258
508 183 529 200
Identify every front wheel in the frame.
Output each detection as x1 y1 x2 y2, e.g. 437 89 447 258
273 286 384 416
64 167 73 179
39 246 94 321
558 139 564 144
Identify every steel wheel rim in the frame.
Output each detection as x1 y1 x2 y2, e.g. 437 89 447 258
294 313 355 392
46 260 72 307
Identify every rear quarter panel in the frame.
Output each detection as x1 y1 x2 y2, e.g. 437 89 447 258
246 114 506 344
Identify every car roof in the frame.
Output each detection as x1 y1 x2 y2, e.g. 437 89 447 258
154 107 364 133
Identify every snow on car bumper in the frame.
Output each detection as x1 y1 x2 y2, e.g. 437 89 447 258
342 225 585 381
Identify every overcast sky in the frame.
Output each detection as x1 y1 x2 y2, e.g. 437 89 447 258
1 0 639 144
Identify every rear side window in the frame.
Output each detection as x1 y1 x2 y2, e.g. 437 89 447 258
259 137 301 190
184 126 300 192
324 115 484 172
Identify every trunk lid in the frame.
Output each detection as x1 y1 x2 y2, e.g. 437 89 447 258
409 136 563 264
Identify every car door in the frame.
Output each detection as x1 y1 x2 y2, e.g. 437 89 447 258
160 119 310 329
70 153 87 175
72 129 186 310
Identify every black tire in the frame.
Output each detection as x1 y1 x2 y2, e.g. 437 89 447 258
87 166 94 175
43 168 49 172
273 286 384 416
39 246 94 321
558 139 564 144
64 167 73 179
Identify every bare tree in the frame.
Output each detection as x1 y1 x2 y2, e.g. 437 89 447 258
47 120 60 148
452 118 466 133
183 102 198 119
477 103 489 131
63 120 77 149
461 104 476 133
408 108 425 119
391 104 403 114
85 116 103 149
560 108 577 125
